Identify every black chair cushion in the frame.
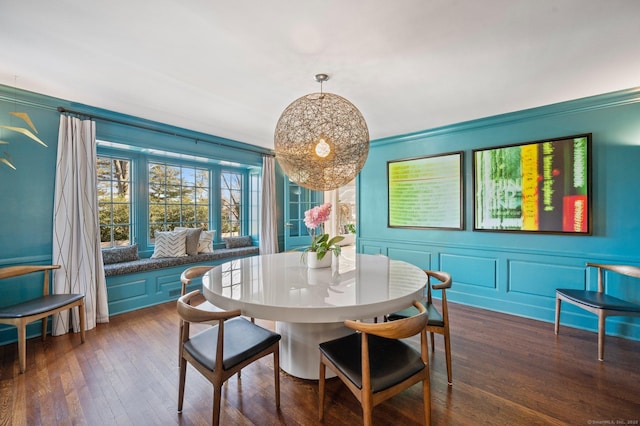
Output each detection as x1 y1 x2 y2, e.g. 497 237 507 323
0 294 84 318
184 317 281 371
319 332 425 392
556 289 640 312
387 302 443 326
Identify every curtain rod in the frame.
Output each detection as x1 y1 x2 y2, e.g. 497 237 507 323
57 107 274 157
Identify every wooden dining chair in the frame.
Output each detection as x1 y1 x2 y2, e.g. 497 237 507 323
555 262 640 361
0 264 85 373
179 266 221 365
179 265 255 367
180 265 253 321
387 270 453 385
177 289 281 425
319 300 430 426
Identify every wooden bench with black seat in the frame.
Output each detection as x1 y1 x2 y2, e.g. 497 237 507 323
555 262 640 361
0 265 85 373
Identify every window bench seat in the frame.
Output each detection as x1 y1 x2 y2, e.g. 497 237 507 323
104 246 259 316
103 246 259 277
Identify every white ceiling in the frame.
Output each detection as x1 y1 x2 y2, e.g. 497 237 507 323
1 0 639 150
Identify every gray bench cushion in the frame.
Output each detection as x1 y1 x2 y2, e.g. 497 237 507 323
556 289 640 312
0 294 84 318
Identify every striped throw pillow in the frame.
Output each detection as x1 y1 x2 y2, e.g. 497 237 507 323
151 230 188 258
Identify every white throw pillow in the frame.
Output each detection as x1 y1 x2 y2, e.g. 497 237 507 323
151 230 188 258
198 230 216 253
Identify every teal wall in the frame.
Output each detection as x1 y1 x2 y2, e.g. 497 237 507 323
2 83 640 344
0 85 269 264
357 87 640 341
0 85 271 344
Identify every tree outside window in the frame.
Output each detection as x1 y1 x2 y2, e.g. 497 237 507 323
221 171 242 237
97 156 132 247
148 162 210 241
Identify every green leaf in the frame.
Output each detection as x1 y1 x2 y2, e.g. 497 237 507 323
316 234 329 245
326 235 344 247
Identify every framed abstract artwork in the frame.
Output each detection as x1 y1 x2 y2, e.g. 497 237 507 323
473 133 591 234
388 151 463 229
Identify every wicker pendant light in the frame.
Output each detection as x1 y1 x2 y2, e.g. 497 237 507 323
274 74 369 191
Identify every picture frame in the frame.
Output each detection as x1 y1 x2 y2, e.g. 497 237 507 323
473 133 591 234
387 151 463 230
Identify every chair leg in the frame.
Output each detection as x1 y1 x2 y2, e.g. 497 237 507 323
274 347 280 408
363 403 373 426
177 358 187 413
212 384 222 426
430 332 435 353
554 297 561 334
598 312 606 361
178 321 183 367
423 371 431 426
443 332 453 385
318 361 326 421
18 322 27 374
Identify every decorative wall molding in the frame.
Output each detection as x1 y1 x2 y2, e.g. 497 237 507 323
357 237 640 341
372 87 640 146
0 84 274 158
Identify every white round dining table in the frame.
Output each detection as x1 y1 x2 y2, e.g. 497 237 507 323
201 251 427 380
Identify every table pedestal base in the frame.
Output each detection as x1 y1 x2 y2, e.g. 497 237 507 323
276 322 353 380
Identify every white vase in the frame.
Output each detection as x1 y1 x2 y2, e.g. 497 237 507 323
307 252 332 269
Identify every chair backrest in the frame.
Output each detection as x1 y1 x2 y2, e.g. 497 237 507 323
0 265 60 296
180 265 215 296
424 269 452 304
177 290 240 324
587 263 640 293
0 265 60 280
345 301 427 339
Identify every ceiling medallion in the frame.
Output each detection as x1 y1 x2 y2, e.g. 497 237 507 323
274 74 369 191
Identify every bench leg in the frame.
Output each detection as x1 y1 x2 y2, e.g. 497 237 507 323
18 321 27 374
41 315 48 341
78 299 86 344
554 297 561 334
597 311 605 361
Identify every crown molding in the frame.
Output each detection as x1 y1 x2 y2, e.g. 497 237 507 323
372 87 640 146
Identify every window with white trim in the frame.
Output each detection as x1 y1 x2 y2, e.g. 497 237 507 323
97 140 254 252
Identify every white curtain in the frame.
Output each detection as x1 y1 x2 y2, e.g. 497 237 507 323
260 156 279 254
52 115 109 335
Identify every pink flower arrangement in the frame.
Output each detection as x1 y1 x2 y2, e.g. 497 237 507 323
304 202 332 229
302 203 344 261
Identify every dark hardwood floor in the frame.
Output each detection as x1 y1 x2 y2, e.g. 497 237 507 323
1 299 639 425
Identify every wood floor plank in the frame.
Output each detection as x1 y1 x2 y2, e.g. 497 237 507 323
1 299 639 425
